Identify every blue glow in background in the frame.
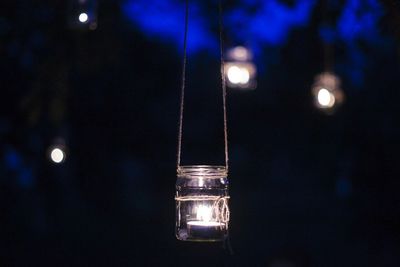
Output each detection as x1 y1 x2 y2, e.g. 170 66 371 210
122 0 390 86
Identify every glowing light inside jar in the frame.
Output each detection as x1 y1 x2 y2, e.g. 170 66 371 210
187 221 223 226
187 204 224 227
50 147 66 164
198 177 204 187
227 65 250 85
317 88 335 108
78 12 88 23
196 205 212 222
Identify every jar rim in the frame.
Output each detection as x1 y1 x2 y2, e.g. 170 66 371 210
177 165 228 179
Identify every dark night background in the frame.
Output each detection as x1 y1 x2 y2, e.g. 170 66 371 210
1 0 400 266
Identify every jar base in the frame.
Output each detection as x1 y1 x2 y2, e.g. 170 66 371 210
176 224 227 242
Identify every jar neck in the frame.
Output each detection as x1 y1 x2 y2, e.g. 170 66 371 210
177 165 228 179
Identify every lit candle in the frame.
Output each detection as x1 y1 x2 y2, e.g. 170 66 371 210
186 205 226 240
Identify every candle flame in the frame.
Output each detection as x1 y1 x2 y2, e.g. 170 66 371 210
196 205 212 222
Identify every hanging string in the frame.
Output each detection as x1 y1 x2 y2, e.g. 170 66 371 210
177 0 229 171
176 0 189 168
218 0 229 172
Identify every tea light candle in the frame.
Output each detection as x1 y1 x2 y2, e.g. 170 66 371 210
186 221 225 239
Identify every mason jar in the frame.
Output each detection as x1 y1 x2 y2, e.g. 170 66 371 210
175 165 230 242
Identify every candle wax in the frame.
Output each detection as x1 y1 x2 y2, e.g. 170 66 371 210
186 221 226 241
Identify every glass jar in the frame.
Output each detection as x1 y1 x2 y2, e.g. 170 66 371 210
175 165 230 242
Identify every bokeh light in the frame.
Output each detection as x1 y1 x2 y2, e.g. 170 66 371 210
317 88 335 108
227 65 250 85
228 46 252 61
50 147 66 164
78 12 88 23
312 72 344 113
225 46 257 89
